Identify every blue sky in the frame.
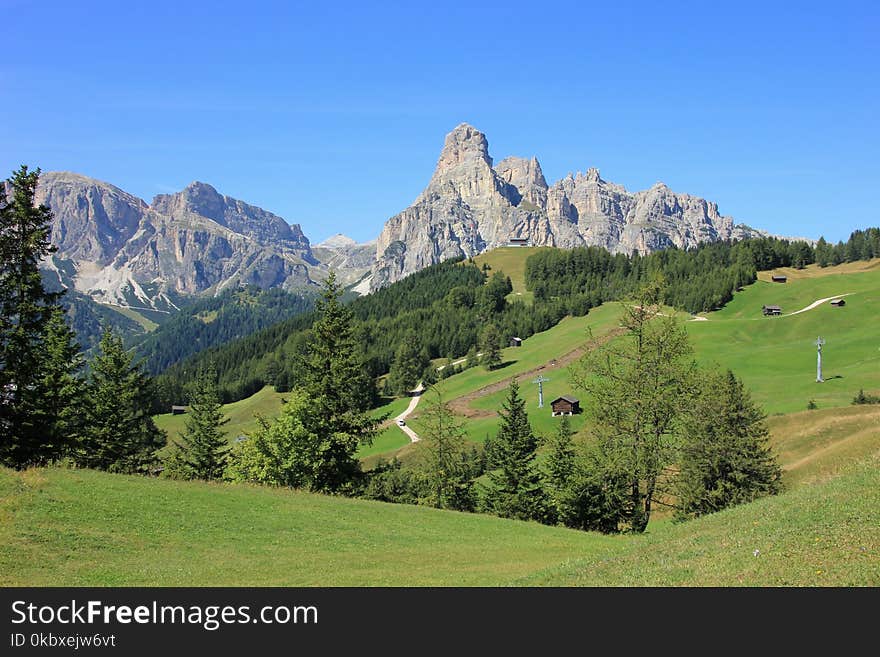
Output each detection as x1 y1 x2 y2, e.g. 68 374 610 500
2 1 877 244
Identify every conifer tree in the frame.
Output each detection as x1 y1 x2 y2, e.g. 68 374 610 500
542 415 576 523
296 272 378 492
571 282 697 532
417 388 474 511
166 366 229 480
0 166 67 467
387 331 426 395
80 329 165 473
675 370 782 520
484 380 547 521
480 323 502 371
35 306 85 461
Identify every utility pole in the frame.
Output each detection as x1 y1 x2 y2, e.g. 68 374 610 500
815 336 826 383
533 375 549 408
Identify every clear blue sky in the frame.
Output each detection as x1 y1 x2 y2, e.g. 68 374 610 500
2 1 877 244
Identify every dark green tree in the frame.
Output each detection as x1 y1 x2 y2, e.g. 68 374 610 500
416 388 475 511
0 166 65 468
35 306 85 460
483 380 547 521
675 370 782 520
542 415 576 523
165 366 229 480
480 323 502 371
295 272 378 492
80 329 166 473
387 331 427 395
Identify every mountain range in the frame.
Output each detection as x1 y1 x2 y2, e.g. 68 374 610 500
30 123 762 309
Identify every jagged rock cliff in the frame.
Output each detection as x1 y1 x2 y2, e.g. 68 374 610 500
371 123 759 289
35 173 319 309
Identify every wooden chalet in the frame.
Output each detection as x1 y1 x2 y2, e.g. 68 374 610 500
171 405 187 415
509 336 523 347
508 237 531 247
771 275 788 283
762 305 782 316
551 396 580 416
830 298 846 307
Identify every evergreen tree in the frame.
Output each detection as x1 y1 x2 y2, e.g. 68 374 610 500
166 366 229 480
416 388 474 511
80 329 165 473
387 331 427 395
295 272 378 492
675 370 782 520
542 415 576 523
571 282 697 532
0 166 65 467
35 306 85 461
480 323 502 371
483 380 547 521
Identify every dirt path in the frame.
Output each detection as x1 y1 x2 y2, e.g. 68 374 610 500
448 327 627 418
394 390 423 442
783 293 854 317
689 293 854 322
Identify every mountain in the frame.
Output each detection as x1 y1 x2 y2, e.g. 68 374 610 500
371 123 762 289
311 233 377 289
33 173 368 311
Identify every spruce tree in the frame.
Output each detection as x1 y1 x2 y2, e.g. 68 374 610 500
0 166 66 467
296 272 378 492
387 331 426 395
417 388 474 511
542 415 576 524
480 323 502 371
35 306 85 461
484 380 547 521
167 366 229 480
80 329 165 473
676 370 782 520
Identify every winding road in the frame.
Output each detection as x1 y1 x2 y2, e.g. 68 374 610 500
392 354 478 443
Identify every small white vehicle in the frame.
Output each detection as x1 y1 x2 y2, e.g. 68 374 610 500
396 419 406 426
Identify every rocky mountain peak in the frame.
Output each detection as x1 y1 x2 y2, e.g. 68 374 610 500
434 123 492 172
316 233 357 249
371 122 763 289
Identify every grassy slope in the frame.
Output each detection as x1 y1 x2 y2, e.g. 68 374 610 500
0 467 612 586
519 453 879 586
154 387 411 459
686 263 880 414
157 259 880 461
471 246 554 304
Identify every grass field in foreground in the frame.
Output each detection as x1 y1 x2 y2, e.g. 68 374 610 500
2 442 877 586
0 466 613 586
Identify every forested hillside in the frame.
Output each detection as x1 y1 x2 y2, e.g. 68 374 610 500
134 287 315 375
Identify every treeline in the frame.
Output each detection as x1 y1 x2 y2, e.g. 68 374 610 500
133 286 315 375
525 229 880 314
156 260 572 405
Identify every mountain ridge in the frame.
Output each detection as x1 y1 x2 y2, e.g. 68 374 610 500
370 123 764 289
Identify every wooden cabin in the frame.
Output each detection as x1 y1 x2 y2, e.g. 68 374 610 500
762 305 782 316
508 237 531 247
551 396 580 416
509 337 523 347
771 275 788 283
171 405 187 415
830 299 846 307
